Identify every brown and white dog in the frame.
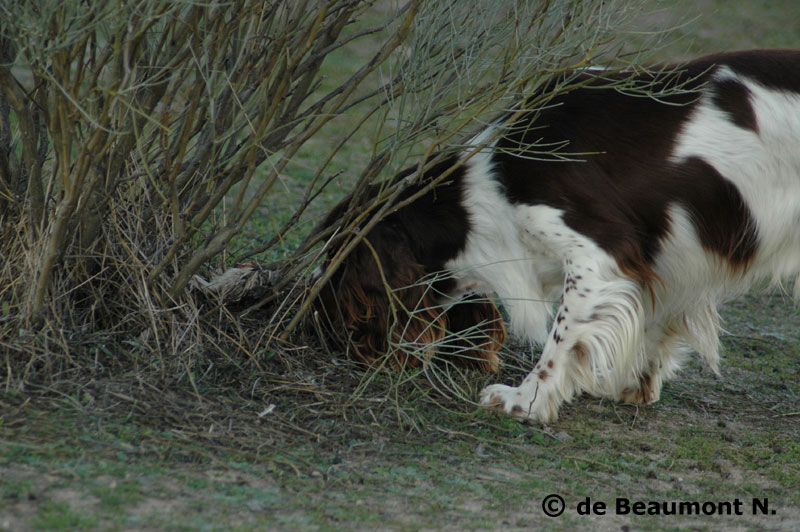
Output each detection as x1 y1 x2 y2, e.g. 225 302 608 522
315 50 800 423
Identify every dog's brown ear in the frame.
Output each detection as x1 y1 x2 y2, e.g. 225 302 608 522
315 226 447 369
437 296 505 373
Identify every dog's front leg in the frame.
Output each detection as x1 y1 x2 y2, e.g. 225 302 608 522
480 209 646 423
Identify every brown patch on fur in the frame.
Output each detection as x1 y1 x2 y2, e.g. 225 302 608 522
696 49 800 94
539 369 548 382
438 296 505 373
572 342 588 364
483 393 505 409
711 78 758 133
620 374 655 405
675 157 758 271
571 341 592 383
547 360 554 369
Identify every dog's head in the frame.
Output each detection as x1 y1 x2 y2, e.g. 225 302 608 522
313 162 505 372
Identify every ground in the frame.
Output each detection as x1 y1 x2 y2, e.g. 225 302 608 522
2 1 800 531
2 292 799 531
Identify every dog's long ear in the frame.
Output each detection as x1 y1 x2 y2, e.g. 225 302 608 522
437 296 505 373
316 224 447 369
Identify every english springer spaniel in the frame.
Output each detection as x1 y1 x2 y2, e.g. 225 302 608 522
316 50 800 423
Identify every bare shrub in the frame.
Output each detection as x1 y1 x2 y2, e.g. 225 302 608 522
0 0 669 393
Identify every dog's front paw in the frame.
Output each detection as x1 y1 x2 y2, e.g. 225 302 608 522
479 383 557 424
479 384 533 419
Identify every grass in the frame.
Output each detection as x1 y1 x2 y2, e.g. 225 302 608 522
3 325 798 531
3 1 800 531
